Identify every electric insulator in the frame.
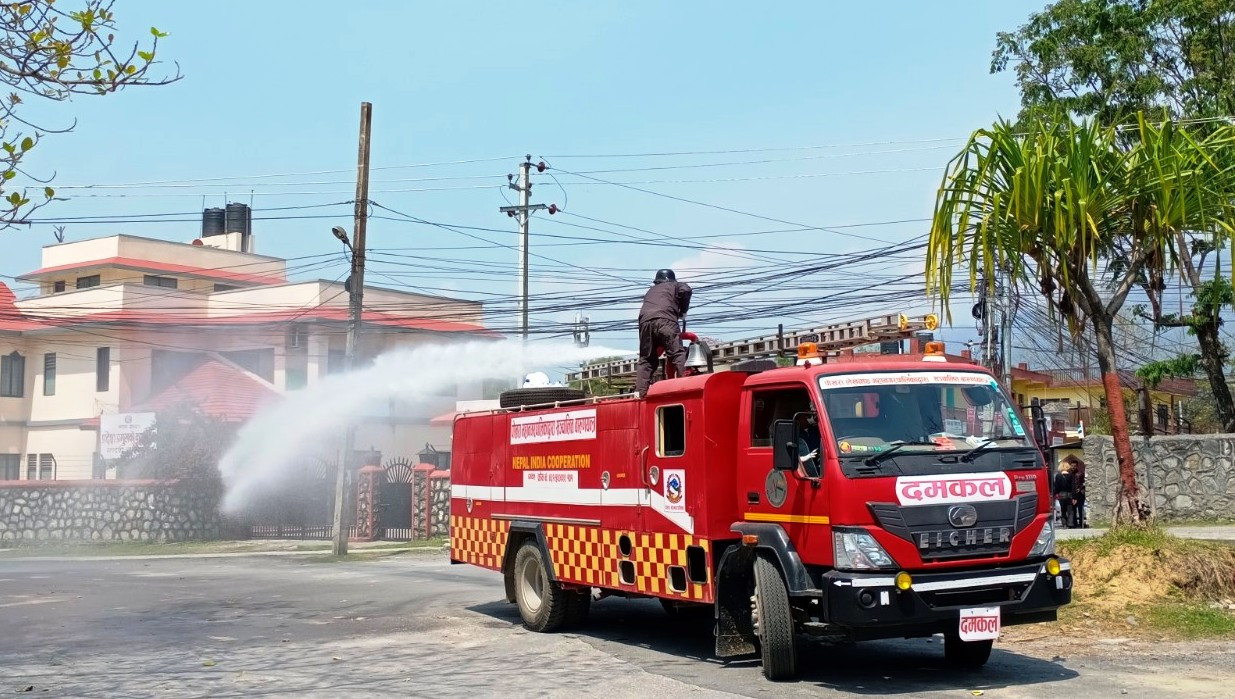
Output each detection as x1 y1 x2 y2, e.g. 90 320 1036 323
548 204 558 215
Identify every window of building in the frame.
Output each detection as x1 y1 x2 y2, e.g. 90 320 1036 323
151 349 205 393
327 349 346 375
286 324 308 351
1 351 24 397
220 348 275 383
26 453 35 480
143 275 178 289
657 405 686 457
39 453 54 480
214 284 238 292
750 386 813 447
97 347 110 392
1156 404 1169 432
0 454 18 481
52 280 66 293
43 352 56 396
75 275 101 289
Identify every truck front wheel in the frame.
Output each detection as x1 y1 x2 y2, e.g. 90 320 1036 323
944 633 993 668
752 553 798 681
513 542 568 632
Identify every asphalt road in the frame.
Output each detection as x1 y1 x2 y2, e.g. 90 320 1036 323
2 553 1233 698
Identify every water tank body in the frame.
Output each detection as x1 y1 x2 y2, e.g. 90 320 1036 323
224 203 251 236
202 208 226 236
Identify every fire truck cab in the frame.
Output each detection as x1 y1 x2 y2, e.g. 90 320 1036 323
450 343 1072 681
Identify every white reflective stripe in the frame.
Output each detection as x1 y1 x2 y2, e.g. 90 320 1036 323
449 484 693 534
1058 561 1072 572
848 577 896 588
912 572 1038 592
452 484 641 506
451 484 496 500
648 490 695 534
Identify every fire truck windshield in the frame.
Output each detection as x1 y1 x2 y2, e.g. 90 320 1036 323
817 372 1032 464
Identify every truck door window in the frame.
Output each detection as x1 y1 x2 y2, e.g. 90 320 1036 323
657 405 686 457
750 387 812 447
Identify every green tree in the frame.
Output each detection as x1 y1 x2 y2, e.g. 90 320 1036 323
117 404 233 510
926 113 1235 524
993 0 1235 124
993 0 1235 431
0 1 179 226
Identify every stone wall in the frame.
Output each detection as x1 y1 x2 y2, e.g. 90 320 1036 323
0 480 221 544
1082 435 1235 521
428 471 450 538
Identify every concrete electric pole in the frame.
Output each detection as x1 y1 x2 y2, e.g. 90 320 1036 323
500 156 549 339
331 101 372 557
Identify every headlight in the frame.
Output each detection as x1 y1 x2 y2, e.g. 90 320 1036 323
1029 520 1056 557
833 528 897 570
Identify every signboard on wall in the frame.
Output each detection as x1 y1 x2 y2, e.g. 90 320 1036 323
99 412 157 459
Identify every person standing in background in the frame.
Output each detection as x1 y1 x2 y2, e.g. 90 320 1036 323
1053 460 1075 529
1066 456 1087 528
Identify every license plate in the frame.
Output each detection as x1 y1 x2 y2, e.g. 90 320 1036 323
958 606 1001 641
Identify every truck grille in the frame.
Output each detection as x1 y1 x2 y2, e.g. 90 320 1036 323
869 494 1038 561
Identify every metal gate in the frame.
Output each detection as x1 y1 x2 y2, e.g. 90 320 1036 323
377 458 415 540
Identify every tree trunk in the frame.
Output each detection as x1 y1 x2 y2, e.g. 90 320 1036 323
1195 319 1235 433
1092 315 1147 525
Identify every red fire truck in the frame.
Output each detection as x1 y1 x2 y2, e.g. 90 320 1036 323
450 339 1072 681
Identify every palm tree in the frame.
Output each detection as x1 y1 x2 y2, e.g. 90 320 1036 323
926 113 1235 524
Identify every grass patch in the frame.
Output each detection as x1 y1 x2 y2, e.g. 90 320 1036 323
1053 525 1235 639
1143 603 1235 639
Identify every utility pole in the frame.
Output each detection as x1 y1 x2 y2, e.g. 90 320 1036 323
500 156 549 339
331 101 372 557
998 267 1013 390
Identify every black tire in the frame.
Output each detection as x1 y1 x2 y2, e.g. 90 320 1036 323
564 589 592 628
753 554 798 681
944 634 994 668
499 387 588 409
512 542 568 632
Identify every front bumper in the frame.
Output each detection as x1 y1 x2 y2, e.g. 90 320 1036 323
821 559 1072 641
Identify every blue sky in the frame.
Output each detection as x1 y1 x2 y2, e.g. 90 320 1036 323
2 1 1044 357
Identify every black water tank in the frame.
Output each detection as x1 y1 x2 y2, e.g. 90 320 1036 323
224 202 251 236
202 208 225 237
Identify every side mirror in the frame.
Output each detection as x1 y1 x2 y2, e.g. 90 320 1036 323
772 420 798 471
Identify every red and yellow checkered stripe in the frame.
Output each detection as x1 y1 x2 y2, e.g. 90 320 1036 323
451 515 509 570
544 524 713 602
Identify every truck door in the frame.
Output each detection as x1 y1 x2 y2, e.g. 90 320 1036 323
740 383 830 565
597 401 640 531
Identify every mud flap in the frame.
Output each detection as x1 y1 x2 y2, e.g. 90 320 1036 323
715 545 757 657
502 521 555 603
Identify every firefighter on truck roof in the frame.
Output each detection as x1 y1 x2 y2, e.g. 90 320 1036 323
635 268 693 397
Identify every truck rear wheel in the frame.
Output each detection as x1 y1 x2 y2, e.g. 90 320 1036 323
513 542 568 632
753 553 798 681
944 633 993 668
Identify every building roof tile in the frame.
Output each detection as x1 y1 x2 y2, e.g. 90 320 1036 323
132 358 280 421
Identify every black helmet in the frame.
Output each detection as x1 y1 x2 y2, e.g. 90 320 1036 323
653 268 676 284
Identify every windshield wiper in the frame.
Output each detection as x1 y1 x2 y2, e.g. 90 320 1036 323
862 440 939 466
958 436 1030 463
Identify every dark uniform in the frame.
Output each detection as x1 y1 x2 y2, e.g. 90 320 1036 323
635 269 692 397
